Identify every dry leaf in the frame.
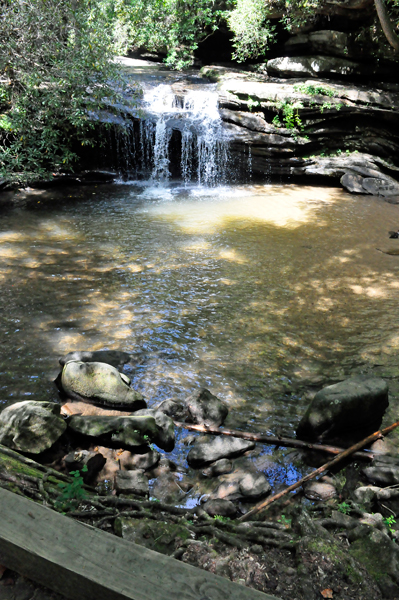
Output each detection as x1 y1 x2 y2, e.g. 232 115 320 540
320 589 333 599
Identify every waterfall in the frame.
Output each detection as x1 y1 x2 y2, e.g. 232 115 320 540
138 83 229 185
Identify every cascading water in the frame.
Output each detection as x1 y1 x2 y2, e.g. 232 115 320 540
138 82 229 185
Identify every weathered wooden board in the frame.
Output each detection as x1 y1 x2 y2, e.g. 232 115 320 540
0 487 280 600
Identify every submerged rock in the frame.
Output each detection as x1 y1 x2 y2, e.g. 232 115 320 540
155 398 188 421
202 458 233 477
59 350 131 370
0 401 66 454
297 376 388 440
210 470 271 502
67 414 158 448
60 360 146 409
187 436 255 468
185 388 229 427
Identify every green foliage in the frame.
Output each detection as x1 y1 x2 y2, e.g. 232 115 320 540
277 514 292 526
294 83 336 97
383 515 396 534
0 0 130 184
227 0 276 62
213 514 231 523
106 0 224 69
247 96 260 111
337 501 351 514
55 465 88 511
273 100 303 130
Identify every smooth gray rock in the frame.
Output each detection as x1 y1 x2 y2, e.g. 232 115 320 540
61 361 146 409
297 376 389 440
114 470 149 495
210 470 271 502
303 481 337 501
185 388 229 427
133 408 175 452
67 414 158 448
187 436 255 467
59 350 131 369
340 173 366 194
362 176 399 197
0 401 66 454
363 462 399 486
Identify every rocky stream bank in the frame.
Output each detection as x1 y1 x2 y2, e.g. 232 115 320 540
1 351 399 599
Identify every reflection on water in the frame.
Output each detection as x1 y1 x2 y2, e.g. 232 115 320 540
1 182 399 453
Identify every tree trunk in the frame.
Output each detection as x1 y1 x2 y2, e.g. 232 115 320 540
375 0 399 51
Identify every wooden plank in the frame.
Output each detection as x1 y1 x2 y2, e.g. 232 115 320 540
0 488 280 600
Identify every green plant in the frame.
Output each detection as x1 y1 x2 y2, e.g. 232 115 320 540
337 501 351 515
55 465 88 511
294 83 336 97
213 515 230 523
247 96 260 112
273 100 303 130
383 515 396 534
278 514 292 526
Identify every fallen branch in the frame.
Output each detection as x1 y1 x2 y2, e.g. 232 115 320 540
238 419 399 522
174 421 375 460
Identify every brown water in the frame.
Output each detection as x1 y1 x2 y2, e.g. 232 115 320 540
1 182 399 479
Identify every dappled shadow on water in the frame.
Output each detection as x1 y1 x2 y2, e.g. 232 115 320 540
1 182 399 450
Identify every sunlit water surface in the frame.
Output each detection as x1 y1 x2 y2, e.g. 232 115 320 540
1 182 399 494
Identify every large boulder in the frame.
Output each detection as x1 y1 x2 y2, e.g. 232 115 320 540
114 470 149 496
266 55 375 79
184 388 229 427
0 401 66 454
59 350 131 369
67 414 158 449
60 361 146 409
187 436 255 467
297 376 389 440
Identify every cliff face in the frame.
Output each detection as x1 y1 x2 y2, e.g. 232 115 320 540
200 60 399 198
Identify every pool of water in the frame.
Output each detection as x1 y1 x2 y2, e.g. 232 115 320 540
1 181 399 492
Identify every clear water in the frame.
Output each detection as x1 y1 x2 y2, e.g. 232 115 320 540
2 180 399 501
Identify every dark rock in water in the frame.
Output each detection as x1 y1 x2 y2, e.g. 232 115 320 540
119 449 160 471
67 414 158 449
63 449 106 482
59 350 131 370
60 360 146 409
297 376 388 440
114 517 191 556
0 401 67 454
389 230 399 239
185 388 229 427
210 470 271 502
155 398 188 421
133 408 175 452
187 436 255 467
202 458 233 477
114 469 149 496
203 498 237 518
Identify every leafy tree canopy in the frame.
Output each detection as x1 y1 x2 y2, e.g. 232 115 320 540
0 0 129 184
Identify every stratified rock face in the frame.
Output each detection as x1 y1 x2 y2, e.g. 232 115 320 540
61 361 146 409
67 414 158 448
267 55 369 79
297 376 389 440
187 436 255 467
0 401 66 454
59 350 131 369
185 388 229 427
